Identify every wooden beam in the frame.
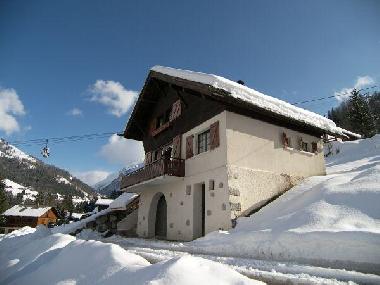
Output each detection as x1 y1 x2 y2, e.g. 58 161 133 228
175 89 188 108
141 98 158 104
152 78 167 97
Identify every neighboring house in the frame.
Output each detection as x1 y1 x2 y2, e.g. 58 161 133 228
120 66 357 241
85 193 139 236
95 198 114 211
0 205 58 234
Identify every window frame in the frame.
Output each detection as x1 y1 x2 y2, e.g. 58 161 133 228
197 129 211 154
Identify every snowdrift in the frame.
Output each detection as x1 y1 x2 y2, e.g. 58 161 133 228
192 135 380 273
0 226 261 285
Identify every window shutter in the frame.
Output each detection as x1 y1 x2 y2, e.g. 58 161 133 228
172 135 181 158
169 100 182 122
150 118 157 136
145 152 152 164
186 135 194 159
210 121 220 150
282 132 288 148
298 137 303 150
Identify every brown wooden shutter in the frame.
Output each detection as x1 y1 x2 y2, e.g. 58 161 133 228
186 135 194 159
298 137 303 150
172 135 181 158
145 152 152 164
210 121 220 150
150 118 157 136
282 132 288 148
169 100 182 122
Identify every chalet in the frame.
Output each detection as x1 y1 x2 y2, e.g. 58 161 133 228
0 205 58 234
84 193 139 236
120 66 355 241
95 198 114 211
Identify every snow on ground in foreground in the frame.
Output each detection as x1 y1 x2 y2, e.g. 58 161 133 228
190 135 380 272
0 227 261 285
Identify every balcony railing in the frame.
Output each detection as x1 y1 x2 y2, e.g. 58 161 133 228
121 157 185 189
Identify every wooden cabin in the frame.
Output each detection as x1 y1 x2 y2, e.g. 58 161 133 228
0 205 58 234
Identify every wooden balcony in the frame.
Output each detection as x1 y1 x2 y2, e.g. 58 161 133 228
121 157 185 189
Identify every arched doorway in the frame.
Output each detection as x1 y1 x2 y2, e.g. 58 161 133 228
155 195 167 238
147 192 167 239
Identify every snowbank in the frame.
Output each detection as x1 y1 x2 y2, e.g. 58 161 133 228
190 135 380 273
0 227 261 285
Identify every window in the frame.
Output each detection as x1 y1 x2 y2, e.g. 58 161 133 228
301 142 308 152
197 130 210 154
156 108 172 129
312 142 318 153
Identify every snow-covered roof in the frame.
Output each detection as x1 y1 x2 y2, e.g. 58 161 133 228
335 127 362 139
2 205 52 217
150 66 358 137
70 213 84 219
109 192 138 210
95 198 114 206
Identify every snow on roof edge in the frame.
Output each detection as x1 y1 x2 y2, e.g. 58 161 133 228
151 66 351 137
2 205 52 217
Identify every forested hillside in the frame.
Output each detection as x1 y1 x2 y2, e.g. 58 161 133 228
0 139 95 198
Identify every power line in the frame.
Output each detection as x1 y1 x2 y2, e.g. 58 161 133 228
5 86 379 147
9 132 121 147
292 85 378 105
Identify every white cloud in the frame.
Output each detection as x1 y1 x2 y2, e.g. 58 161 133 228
74 170 110 186
354 76 375 89
89 80 138 117
334 75 376 101
67 107 83 116
0 87 25 135
100 134 144 166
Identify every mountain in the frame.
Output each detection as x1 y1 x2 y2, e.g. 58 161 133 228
94 163 143 196
0 139 95 198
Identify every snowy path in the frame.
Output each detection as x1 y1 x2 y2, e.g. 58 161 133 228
85 234 380 285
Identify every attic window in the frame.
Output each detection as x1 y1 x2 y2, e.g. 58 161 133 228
156 108 171 129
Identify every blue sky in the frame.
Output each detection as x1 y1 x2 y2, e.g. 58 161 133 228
0 0 379 185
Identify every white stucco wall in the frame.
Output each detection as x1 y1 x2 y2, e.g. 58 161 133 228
225 111 326 218
132 112 231 241
127 110 327 240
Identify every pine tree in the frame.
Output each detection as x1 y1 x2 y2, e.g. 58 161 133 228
61 194 74 213
347 89 376 138
34 191 45 207
0 179 8 214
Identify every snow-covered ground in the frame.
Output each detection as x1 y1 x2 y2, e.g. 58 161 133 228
0 226 261 285
1 135 379 284
186 135 380 272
